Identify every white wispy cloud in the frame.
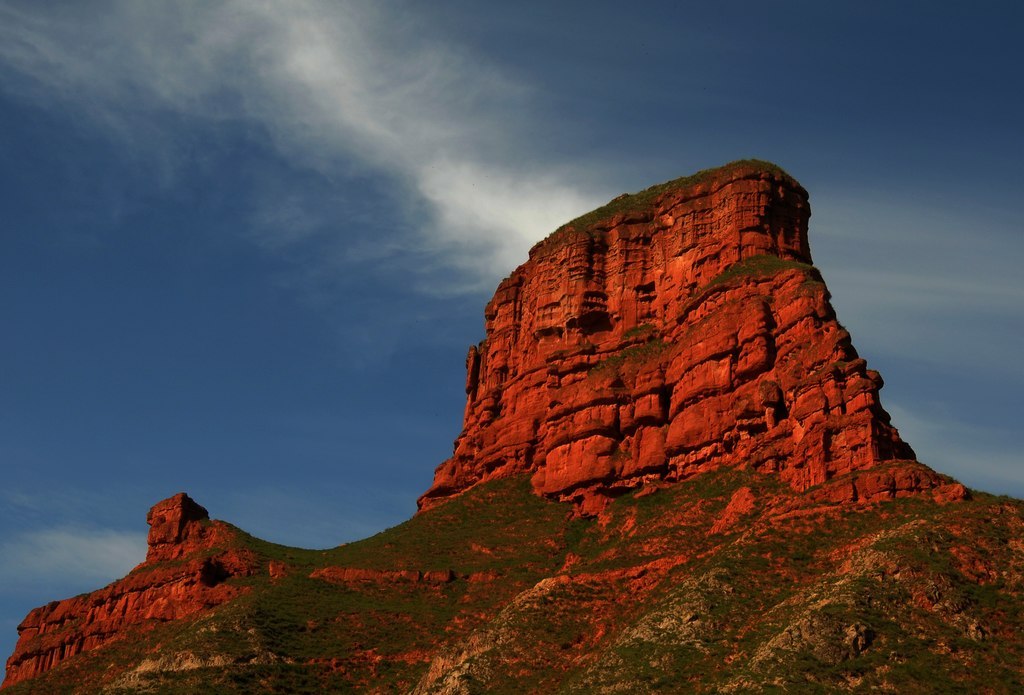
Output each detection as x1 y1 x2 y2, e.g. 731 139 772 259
0 486 147 527
0 0 602 288
0 526 146 589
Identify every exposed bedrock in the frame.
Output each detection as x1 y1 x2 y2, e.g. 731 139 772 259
419 161 927 514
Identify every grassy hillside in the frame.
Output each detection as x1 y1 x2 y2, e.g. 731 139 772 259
8 468 1024 693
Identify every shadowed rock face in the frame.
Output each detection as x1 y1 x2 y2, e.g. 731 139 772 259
419 161 922 514
2 494 258 689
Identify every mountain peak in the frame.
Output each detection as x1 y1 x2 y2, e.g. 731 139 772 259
533 159 804 260
419 162 939 515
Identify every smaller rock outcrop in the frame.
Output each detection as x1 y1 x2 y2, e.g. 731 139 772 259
145 492 213 562
2 494 258 690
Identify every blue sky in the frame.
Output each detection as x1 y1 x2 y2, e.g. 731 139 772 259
1 1 1021 661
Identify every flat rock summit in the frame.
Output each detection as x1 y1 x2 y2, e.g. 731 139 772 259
5 161 1021 694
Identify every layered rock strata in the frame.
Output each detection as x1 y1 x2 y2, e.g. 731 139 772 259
419 161 926 514
2 494 258 689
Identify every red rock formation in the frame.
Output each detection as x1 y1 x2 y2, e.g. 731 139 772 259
419 161 927 513
2 494 258 690
710 486 757 535
145 492 215 562
807 462 969 507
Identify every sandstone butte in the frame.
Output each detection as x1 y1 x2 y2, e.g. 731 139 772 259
418 159 963 514
5 160 1003 693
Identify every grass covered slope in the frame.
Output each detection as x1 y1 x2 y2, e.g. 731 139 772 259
8 466 1024 693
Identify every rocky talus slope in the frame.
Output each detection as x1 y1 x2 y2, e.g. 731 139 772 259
4 161 1020 694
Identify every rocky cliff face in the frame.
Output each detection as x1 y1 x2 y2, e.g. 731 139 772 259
2 494 258 689
419 161 927 514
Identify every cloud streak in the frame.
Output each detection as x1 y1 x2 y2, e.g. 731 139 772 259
0 0 602 288
0 526 146 590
